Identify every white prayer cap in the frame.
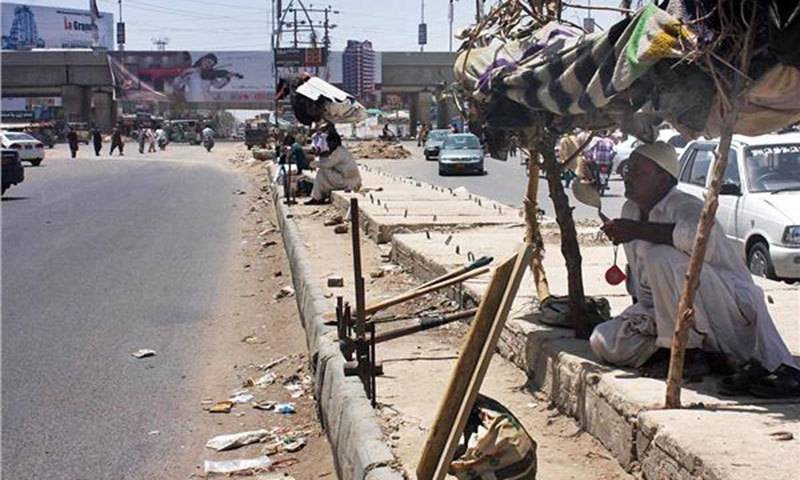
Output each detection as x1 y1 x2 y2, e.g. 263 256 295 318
632 141 679 178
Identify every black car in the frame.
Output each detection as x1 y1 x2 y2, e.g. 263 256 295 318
2 148 24 194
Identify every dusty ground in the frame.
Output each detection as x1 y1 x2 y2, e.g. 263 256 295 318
288 198 637 480
172 146 335 479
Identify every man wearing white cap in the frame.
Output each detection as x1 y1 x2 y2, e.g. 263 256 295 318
592 141 799 397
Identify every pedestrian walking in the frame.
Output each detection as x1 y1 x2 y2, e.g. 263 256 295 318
110 127 124 156
91 126 103 156
138 128 146 154
67 130 79 158
147 128 157 153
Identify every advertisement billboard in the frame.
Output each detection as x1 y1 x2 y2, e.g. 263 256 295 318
109 50 381 107
111 51 274 105
1 2 114 50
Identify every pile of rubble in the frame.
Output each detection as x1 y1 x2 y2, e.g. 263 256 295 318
347 140 411 160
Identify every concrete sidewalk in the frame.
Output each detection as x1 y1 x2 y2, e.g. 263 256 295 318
328 163 800 480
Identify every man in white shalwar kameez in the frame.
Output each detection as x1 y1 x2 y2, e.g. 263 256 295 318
591 142 799 397
306 128 362 205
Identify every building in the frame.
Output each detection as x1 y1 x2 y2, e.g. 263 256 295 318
2 5 45 50
342 40 376 104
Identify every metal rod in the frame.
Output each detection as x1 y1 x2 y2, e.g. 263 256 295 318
351 198 366 338
375 308 477 344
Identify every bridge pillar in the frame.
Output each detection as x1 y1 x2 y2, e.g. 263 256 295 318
409 91 433 138
92 91 116 130
61 85 91 124
436 97 453 130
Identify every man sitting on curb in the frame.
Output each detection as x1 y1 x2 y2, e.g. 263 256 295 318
305 127 362 205
590 142 800 398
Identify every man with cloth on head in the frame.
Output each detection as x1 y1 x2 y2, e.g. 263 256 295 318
591 141 800 397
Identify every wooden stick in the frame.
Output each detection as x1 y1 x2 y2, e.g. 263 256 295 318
417 245 533 480
540 134 590 339
364 266 490 317
664 8 756 409
523 145 551 301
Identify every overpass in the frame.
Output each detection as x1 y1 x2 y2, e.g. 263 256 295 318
1 49 458 132
380 52 458 134
2 50 116 128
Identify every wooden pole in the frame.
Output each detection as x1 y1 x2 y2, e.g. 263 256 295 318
417 245 533 480
664 13 756 409
540 133 590 339
523 145 551 301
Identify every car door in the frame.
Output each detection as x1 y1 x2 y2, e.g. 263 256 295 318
715 148 743 247
677 144 714 201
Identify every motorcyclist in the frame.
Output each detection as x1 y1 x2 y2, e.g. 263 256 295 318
202 125 215 152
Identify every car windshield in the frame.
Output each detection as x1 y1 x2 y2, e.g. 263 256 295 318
443 135 480 150
428 130 450 142
3 132 35 141
745 144 800 193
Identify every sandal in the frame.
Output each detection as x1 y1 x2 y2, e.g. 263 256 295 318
748 365 800 399
717 360 769 396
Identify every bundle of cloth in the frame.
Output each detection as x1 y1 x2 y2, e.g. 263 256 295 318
276 74 368 126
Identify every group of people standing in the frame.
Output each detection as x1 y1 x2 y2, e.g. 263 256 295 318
66 126 167 159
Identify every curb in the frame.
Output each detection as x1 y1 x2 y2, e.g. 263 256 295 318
271 187 404 480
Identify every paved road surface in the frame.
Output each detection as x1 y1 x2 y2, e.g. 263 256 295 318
2 145 245 479
365 142 628 220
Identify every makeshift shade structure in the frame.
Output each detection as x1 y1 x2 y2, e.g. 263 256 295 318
451 0 800 406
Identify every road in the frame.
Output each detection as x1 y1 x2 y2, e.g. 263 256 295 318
365 141 628 220
2 144 246 479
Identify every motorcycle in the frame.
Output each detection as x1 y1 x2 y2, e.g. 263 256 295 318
203 136 215 152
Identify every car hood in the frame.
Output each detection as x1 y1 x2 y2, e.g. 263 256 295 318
751 191 800 224
440 148 483 159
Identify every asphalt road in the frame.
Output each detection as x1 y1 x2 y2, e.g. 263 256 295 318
2 145 245 479
366 142 628 220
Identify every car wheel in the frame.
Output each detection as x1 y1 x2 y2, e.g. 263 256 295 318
438 168 446 176
748 241 777 279
30 159 42 166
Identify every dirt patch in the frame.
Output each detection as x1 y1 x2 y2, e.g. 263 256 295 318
347 140 411 159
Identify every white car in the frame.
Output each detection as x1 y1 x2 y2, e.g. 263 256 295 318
677 133 800 280
0 131 45 166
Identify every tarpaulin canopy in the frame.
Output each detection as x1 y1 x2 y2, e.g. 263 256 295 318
454 2 800 142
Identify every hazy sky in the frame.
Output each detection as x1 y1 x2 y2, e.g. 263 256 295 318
19 0 629 51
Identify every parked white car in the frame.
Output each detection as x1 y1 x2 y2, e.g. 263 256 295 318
0 131 45 166
677 133 800 280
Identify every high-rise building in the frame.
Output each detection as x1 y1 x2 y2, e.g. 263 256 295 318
342 40 375 103
2 5 45 50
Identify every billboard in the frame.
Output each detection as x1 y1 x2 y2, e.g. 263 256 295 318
111 51 274 105
110 50 381 106
1 2 114 50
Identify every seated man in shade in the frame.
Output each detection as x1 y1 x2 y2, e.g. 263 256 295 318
591 142 799 397
305 128 361 205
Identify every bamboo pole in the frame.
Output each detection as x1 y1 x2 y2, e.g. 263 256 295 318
664 11 756 409
523 144 551 301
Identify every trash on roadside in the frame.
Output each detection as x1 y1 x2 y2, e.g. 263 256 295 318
282 436 307 452
259 356 288 371
285 383 304 398
242 334 265 345
204 456 271 474
131 349 156 359
206 429 271 451
275 403 296 414
243 377 256 388
323 215 344 226
333 224 349 234
147 430 160 436
327 276 344 288
275 286 295 299
230 392 255 404
233 189 247 196
255 372 276 387
252 400 277 411
261 240 277 248
369 270 385 279
209 400 234 414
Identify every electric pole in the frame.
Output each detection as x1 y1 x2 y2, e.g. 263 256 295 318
117 0 125 51
448 0 454 52
151 36 169 51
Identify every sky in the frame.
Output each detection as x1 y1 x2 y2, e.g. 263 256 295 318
16 0 631 52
